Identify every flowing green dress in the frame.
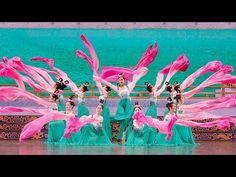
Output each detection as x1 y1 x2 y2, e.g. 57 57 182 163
145 97 158 145
76 115 113 145
110 86 134 141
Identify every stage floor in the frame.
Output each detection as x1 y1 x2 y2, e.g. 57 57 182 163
1 140 236 155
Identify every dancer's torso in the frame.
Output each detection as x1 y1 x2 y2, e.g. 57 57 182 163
118 86 131 99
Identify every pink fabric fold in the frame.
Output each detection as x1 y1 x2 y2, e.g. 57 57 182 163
30 57 79 94
100 43 158 82
183 65 236 98
153 54 189 90
180 94 236 113
0 87 55 108
0 106 49 115
78 34 99 75
19 112 74 142
154 54 189 96
0 62 25 90
133 111 236 140
181 61 222 89
133 43 158 70
63 116 94 138
4 57 54 88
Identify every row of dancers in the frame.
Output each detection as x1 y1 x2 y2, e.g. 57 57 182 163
1 34 236 146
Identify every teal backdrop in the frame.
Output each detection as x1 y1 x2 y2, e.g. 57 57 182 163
0 28 235 89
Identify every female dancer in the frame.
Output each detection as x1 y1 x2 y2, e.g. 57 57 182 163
174 89 196 145
94 67 148 142
46 95 76 144
154 97 193 146
53 78 69 111
144 82 158 145
64 101 113 145
58 96 85 144
96 81 113 139
125 102 150 146
74 82 90 117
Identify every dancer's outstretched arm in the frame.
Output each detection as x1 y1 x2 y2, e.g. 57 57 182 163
128 67 148 92
95 81 107 95
93 75 119 93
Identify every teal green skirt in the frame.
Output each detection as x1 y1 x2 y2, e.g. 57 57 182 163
44 120 66 144
125 124 150 146
77 124 113 146
101 103 113 139
145 101 158 145
110 98 134 140
77 103 90 118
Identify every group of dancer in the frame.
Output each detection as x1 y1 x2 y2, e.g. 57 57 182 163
1 34 236 146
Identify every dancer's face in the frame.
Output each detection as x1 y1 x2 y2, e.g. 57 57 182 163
66 102 72 111
179 85 184 92
49 95 55 103
96 105 103 114
135 107 141 112
118 77 125 86
171 86 175 92
79 85 85 92
170 104 176 112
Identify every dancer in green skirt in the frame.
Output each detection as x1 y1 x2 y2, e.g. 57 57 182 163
154 97 194 146
94 67 148 142
75 101 113 145
46 79 70 143
95 81 113 139
173 82 195 145
125 102 150 146
46 95 75 144
74 82 90 117
144 82 158 145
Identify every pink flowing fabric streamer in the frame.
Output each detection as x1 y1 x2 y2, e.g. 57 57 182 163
133 111 235 140
153 54 189 90
30 57 80 94
99 66 133 81
180 95 236 113
133 43 158 70
1 62 54 93
3 57 54 88
133 111 177 140
76 34 99 76
0 87 55 108
152 54 189 96
181 61 222 89
0 106 49 115
19 112 74 142
0 62 25 90
153 63 172 90
183 65 236 98
100 43 158 82
63 116 94 138
178 112 236 126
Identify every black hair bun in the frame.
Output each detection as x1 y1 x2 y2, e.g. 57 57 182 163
167 97 172 101
135 101 139 105
144 82 150 86
165 81 170 86
99 99 104 104
106 86 111 92
84 82 89 85
58 78 63 82
69 95 75 100
64 80 69 84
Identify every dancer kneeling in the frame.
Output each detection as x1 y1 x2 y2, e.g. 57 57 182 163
125 102 150 146
64 100 112 146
